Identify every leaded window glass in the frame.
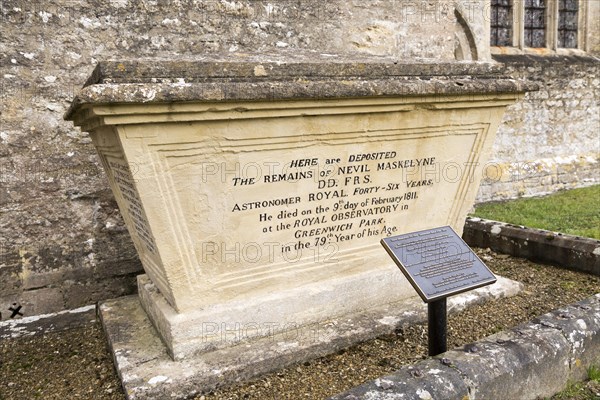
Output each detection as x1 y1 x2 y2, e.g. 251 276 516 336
491 0 513 46
525 0 546 47
558 0 578 48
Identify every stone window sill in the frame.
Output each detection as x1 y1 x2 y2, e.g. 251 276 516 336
491 46 590 57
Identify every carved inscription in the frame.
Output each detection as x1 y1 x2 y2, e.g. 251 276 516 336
108 159 158 255
229 152 439 256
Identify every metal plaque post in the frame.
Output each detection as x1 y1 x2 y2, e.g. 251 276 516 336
381 226 497 358
427 298 447 356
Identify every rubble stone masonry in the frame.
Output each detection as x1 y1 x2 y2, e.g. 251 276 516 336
0 0 598 316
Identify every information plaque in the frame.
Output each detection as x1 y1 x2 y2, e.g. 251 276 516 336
381 226 496 303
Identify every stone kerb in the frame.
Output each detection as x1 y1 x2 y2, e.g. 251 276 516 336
331 294 600 400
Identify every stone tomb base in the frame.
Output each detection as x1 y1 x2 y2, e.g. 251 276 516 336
100 275 522 400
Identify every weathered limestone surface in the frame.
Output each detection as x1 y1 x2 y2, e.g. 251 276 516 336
464 217 600 277
0 304 95 340
66 57 532 359
331 294 600 400
0 0 597 320
477 54 600 202
0 0 484 318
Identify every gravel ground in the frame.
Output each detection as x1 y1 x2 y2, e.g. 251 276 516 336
1 248 599 400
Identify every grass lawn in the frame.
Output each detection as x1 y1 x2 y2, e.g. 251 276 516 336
549 365 600 400
470 185 600 240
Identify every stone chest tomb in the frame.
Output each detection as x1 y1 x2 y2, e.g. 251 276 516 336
65 54 533 395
